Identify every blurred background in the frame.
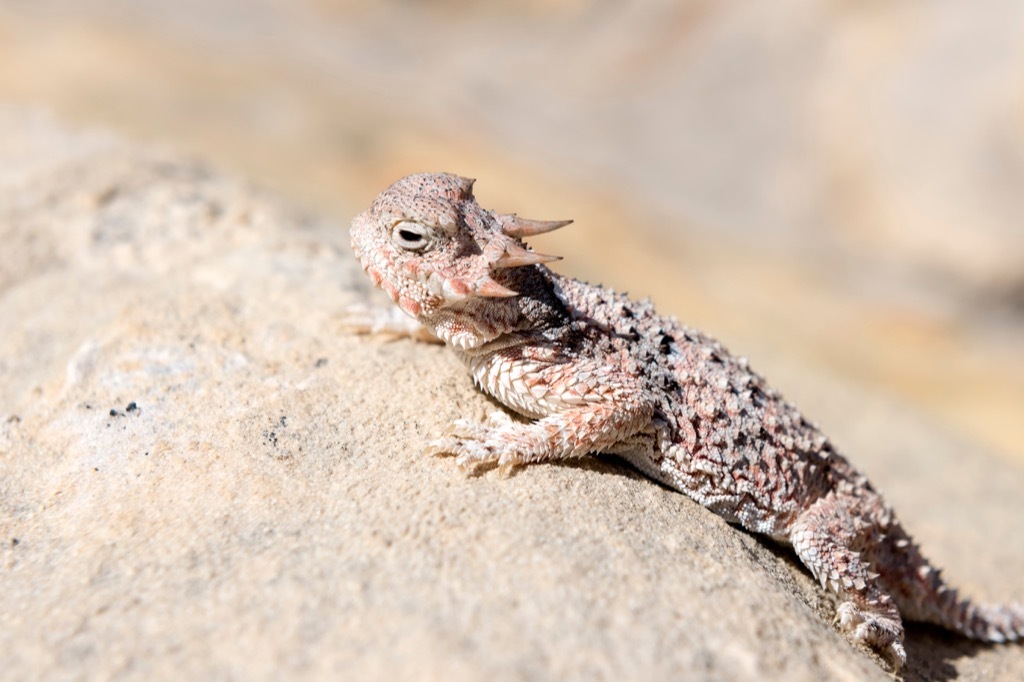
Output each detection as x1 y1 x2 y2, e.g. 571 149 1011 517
1 0 1021 462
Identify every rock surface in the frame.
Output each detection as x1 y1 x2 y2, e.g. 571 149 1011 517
1 108 1022 680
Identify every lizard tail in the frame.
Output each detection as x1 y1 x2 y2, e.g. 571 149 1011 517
873 521 1024 642
909 569 1024 642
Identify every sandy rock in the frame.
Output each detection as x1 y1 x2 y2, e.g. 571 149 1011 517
1 108 1021 680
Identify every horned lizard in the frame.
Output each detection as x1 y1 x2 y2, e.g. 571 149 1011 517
349 172 1024 669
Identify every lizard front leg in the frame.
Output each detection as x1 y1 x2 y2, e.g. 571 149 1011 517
342 303 443 344
426 396 655 473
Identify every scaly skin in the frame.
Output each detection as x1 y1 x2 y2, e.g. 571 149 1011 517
349 172 1024 670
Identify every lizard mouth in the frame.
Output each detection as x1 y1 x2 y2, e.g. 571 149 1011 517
415 264 519 301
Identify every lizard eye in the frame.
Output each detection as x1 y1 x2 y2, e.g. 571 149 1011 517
391 221 432 252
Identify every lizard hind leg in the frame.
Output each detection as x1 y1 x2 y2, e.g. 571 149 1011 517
789 493 908 670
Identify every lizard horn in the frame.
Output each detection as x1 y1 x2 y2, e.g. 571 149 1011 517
456 175 476 196
500 214 573 238
490 240 562 269
473 275 519 298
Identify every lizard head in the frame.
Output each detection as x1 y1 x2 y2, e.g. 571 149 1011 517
350 172 569 321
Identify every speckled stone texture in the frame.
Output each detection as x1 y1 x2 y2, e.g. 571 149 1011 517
1 107 1022 681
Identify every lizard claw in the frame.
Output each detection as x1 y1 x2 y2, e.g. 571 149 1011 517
423 434 495 472
835 602 906 671
422 435 458 458
424 412 518 472
340 303 441 343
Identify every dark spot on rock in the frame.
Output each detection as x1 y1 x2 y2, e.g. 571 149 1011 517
109 409 119 417
126 402 138 412
315 357 328 368
11 538 19 546
94 467 99 472
95 186 119 206
279 416 288 427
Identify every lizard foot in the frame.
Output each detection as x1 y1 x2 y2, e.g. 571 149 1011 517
835 602 907 671
424 411 520 473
